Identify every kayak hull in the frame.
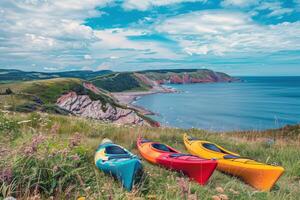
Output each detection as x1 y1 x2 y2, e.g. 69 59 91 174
95 141 142 191
183 134 284 191
137 137 217 185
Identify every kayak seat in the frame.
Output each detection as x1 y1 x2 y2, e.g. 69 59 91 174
105 146 128 155
202 143 228 154
108 155 132 160
223 154 240 159
169 153 194 158
152 143 176 152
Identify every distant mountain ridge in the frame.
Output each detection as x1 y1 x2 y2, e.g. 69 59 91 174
90 69 237 92
0 69 112 83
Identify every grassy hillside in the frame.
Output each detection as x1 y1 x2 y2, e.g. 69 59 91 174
0 111 299 200
90 69 235 92
0 78 117 114
90 72 151 92
0 69 112 83
140 69 232 81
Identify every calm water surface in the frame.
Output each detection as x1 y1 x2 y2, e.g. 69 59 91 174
133 77 300 131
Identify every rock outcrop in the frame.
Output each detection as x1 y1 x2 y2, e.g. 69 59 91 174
153 72 235 84
56 92 151 126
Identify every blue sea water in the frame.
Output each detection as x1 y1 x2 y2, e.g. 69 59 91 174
133 77 300 131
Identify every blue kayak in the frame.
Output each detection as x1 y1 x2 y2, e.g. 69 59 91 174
95 139 143 191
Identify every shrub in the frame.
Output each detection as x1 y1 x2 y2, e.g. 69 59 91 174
0 113 19 137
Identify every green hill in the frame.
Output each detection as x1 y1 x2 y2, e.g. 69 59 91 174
0 78 158 126
0 78 115 113
90 69 236 92
0 69 112 83
90 72 151 92
0 112 299 199
0 68 236 92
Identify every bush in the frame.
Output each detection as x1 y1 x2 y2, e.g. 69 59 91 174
5 88 13 95
0 113 19 137
10 148 93 199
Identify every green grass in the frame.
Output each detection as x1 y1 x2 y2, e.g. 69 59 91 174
90 72 151 92
0 112 299 200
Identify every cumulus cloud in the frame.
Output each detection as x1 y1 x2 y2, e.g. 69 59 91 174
0 0 111 70
255 2 293 18
0 0 299 72
122 0 207 11
156 10 300 55
221 0 259 8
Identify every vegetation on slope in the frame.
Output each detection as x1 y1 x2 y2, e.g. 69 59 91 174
0 78 117 114
140 69 232 81
90 69 235 92
0 69 112 83
0 111 299 200
90 72 151 92
0 78 158 126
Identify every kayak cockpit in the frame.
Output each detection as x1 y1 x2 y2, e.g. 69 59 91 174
104 145 133 160
152 143 177 153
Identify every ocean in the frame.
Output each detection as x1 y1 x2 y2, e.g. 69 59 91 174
133 77 300 131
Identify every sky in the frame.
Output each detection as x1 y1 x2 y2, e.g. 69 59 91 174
0 0 299 76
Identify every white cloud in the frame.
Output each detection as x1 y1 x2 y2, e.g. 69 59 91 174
255 2 293 18
221 0 259 8
0 0 111 70
122 0 207 11
84 55 92 60
156 10 300 55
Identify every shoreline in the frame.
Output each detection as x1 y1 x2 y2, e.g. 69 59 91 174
112 85 176 115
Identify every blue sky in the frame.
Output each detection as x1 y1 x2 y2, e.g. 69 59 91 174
0 0 299 75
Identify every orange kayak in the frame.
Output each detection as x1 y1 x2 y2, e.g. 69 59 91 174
137 137 217 185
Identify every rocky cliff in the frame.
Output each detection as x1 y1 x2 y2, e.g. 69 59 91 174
55 81 155 126
56 91 150 126
140 69 237 85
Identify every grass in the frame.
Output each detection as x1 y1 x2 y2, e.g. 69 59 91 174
0 111 299 200
90 73 151 92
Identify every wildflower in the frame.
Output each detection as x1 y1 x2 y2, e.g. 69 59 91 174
219 194 229 200
69 132 81 148
23 134 46 156
0 168 13 183
50 123 60 135
177 177 189 199
188 194 198 200
71 154 80 161
216 186 224 193
212 195 221 200
229 188 239 195
52 165 59 173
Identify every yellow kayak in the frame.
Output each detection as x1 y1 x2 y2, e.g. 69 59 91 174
183 134 284 191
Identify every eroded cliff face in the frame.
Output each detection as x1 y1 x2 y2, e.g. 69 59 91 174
56 91 151 126
155 73 235 84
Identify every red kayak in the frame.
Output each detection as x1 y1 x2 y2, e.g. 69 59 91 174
137 137 217 185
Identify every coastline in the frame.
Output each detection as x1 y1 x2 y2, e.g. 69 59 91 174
112 85 176 115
